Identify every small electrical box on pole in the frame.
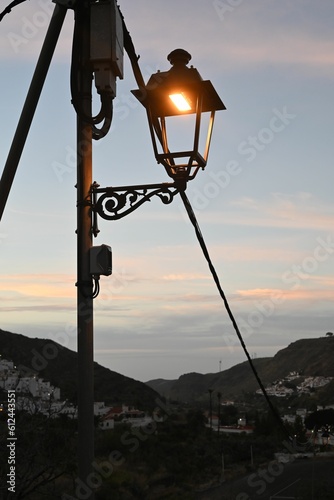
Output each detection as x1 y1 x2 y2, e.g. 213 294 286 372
90 0 124 97
90 244 112 276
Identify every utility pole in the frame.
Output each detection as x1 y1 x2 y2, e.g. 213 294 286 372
208 389 213 430
75 1 94 497
217 391 221 435
0 3 67 221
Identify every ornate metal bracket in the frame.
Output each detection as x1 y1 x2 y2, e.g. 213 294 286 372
91 181 181 236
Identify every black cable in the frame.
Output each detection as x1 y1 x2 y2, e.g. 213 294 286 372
0 0 27 22
70 12 109 127
121 12 287 437
92 276 100 299
120 13 145 88
92 97 113 140
120 8 166 151
180 189 290 439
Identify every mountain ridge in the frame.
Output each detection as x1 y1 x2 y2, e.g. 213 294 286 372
146 337 334 402
1 329 334 407
0 328 159 410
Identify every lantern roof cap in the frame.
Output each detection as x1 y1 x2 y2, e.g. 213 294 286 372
131 49 226 116
167 49 192 67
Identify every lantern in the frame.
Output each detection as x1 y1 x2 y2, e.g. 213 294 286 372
132 48 226 185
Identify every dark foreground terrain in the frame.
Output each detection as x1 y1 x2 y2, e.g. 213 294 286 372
197 456 334 500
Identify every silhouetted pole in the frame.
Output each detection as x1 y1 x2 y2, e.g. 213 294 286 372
75 2 94 498
217 391 221 435
208 389 213 430
0 4 67 221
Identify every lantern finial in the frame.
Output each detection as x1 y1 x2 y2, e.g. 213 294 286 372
167 49 192 67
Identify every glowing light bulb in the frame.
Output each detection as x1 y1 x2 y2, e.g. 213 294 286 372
169 93 192 112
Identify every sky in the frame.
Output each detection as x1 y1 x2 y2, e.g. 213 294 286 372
0 0 333 383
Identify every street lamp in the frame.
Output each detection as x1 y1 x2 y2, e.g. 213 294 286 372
91 48 225 225
132 48 226 187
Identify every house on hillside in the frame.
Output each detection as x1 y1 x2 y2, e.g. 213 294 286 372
99 404 153 430
99 411 115 430
94 402 110 417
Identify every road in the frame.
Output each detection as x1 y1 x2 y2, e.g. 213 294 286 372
196 457 334 499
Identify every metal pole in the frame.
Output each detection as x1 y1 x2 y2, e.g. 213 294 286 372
0 3 67 221
217 392 221 435
208 389 213 430
75 2 94 498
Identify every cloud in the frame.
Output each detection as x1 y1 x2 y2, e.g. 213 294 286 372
119 1 334 78
162 273 210 281
0 1 74 61
3 0 332 78
220 32 334 74
0 304 74 312
0 274 75 299
235 287 334 303
221 193 334 231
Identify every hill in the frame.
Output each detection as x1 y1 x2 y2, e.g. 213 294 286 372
147 337 334 402
2 330 334 407
0 328 159 410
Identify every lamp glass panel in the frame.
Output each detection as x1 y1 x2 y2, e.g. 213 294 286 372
157 114 195 155
168 93 192 112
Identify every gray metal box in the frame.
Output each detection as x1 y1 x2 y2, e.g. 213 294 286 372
90 0 124 79
90 245 112 276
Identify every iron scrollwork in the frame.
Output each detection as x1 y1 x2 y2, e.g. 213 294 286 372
91 182 180 234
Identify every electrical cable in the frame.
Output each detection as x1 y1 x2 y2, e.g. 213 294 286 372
0 0 27 22
120 10 167 152
70 3 114 139
70 15 99 122
121 11 289 438
1 0 111 136
75 277 100 299
121 12 286 432
92 94 113 139
180 189 291 440
92 276 100 299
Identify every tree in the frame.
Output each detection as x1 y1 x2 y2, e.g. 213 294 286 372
0 408 76 498
220 404 238 426
304 409 334 430
186 409 207 434
293 415 307 444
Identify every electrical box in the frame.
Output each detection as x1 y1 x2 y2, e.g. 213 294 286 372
90 0 124 96
90 245 112 276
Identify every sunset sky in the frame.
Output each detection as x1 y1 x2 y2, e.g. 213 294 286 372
0 0 333 382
